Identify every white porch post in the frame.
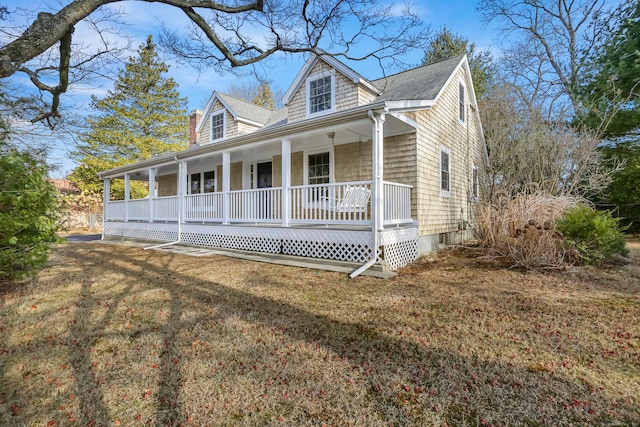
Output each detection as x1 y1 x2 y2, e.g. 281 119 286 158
222 151 230 225
102 178 110 239
177 161 186 223
372 113 386 232
124 173 130 222
281 138 291 227
148 167 156 222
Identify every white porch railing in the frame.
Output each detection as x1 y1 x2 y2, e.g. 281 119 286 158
154 196 179 221
384 181 413 226
127 199 149 221
229 188 282 223
106 200 126 221
185 193 222 222
104 180 412 227
290 181 372 225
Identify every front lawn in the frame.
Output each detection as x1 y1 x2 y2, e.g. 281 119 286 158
1 240 638 426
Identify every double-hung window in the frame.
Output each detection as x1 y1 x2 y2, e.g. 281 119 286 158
210 110 225 142
458 81 465 123
306 73 334 116
304 151 332 203
308 152 330 185
440 147 451 197
189 170 216 194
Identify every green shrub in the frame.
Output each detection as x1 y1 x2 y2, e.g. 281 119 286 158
556 205 628 265
0 146 61 280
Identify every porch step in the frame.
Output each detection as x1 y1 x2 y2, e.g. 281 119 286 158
100 237 395 279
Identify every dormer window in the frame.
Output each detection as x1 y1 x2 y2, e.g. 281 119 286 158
210 109 225 142
306 72 335 116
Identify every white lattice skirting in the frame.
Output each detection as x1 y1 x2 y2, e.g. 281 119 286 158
103 222 418 270
380 228 419 270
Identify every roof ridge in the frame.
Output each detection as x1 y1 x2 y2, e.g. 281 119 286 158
371 54 465 83
217 91 274 112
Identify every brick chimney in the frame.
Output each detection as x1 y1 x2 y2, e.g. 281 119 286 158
189 109 202 146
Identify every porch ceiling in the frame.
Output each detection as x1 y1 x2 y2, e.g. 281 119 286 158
111 114 415 181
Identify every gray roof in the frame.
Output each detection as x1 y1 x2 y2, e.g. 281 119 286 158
216 56 462 128
372 55 464 102
217 92 274 125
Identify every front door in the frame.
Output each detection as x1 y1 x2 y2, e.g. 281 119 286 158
257 162 272 189
256 162 272 219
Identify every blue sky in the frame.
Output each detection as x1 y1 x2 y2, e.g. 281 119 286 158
2 0 499 177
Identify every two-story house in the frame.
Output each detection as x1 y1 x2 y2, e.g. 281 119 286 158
98 54 486 277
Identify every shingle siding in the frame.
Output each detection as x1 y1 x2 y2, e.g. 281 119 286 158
157 174 177 196
414 65 484 237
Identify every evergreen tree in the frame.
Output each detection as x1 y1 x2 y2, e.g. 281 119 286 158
0 98 60 279
71 35 188 199
422 27 495 99
580 0 640 138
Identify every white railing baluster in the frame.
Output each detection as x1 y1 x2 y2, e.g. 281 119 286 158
103 181 412 227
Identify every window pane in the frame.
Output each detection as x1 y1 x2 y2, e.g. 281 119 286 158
191 173 201 193
211 113 224 140
204 170 215 193
441 151 450 192
309 76 332 114
459 82 465 122
308 151 330 200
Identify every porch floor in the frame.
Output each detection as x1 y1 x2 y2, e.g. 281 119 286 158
99 237 397 278
117 219 415 231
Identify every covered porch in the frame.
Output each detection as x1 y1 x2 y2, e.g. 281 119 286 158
100 110 419 273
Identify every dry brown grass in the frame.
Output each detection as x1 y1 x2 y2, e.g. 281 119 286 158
1 239 639 426
476 192 578 269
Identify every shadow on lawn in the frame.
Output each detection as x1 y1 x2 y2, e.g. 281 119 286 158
3 242 638 426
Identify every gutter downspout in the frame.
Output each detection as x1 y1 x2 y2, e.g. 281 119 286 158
145 157 185 250
350 109 386 278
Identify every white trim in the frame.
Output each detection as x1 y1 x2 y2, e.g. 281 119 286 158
236 117 265 128
302 147 335 209
283 54 380 106
439 145 451 198
303 146 335 185
209 108 226 143
196 91 220 133
253 159 273 189
385 100 436 111
431 54 468 106
306 70 336 118
388 112 418 128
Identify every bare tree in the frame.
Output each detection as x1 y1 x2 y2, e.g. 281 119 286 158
479 84 620 201
224 80 284 109
0 0 428 126
478 0 612 119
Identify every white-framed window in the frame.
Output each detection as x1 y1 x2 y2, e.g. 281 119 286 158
308 152 331 185
471 165 479 200
188 170 216 194
306 72 335 117
210 109 225 142
440 146 451 197
458 80 466 124
303 148 334 203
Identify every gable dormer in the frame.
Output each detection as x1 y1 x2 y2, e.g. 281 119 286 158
195 91 273 145
283 55 380 124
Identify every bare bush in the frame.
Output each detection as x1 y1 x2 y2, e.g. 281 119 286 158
475 191 578 269
479 84 621 201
